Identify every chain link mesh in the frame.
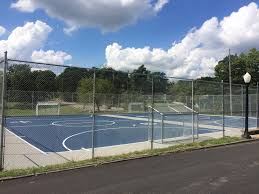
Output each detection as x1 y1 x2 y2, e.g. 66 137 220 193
0 58 257 170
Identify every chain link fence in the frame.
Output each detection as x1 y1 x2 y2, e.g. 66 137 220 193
0 57 5 170
0 55 258 170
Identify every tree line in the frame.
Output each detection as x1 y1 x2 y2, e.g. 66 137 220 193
7 48 259 98
7 64 168 95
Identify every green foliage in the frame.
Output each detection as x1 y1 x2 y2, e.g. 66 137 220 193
33 70 56 92
7 65 57 104
7 65 57 92
215 48 259 85
128 65 167 94
7 64 34 91
129 65 152 94
153 72 168 93
56 67 90 92
77 77 113 111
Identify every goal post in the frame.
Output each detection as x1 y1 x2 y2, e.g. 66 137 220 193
128 102 144 113
36 102 61 116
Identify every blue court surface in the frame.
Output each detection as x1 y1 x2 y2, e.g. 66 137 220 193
5 114 257 153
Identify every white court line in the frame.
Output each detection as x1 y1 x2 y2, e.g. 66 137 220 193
5 128 47 155
62 126 147 151
102 114 243 131
7 124 50 128
199 114 257 120
51 120 115 127
7 116 91 121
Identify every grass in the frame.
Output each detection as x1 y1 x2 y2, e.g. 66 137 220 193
0 136 247 179
6 105 86 116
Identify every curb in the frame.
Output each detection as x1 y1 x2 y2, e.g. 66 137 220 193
0 138 258 182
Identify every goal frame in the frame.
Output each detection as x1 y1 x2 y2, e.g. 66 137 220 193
36 102 61 116
128 102 145 113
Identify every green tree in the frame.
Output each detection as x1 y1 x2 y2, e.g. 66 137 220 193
152 72 168 94
7 64 34 91
95 68 128 94
129 65 152 94
56 67 90 93
77 77 113 111
33 70 56 92
214 48 259 85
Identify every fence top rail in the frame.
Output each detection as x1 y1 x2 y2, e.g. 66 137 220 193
6 58 258 87
8 59 81 69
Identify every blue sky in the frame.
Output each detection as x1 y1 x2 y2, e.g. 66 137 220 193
1 0 259 78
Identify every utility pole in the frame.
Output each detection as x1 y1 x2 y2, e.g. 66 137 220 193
228 49 232 116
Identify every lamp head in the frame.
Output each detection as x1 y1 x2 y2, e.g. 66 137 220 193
243 72 251 84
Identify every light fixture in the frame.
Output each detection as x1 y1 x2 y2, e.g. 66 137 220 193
243 72 251 84
243 72 252 139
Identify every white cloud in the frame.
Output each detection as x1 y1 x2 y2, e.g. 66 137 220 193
11 0 169 33
11 0 36 12
0 20 73 65
0 26 6 36
0 20 52 59
154 0 169 12
31 50 72 64
105 2 259 78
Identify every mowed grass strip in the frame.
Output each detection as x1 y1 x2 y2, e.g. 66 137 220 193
0 137 248 179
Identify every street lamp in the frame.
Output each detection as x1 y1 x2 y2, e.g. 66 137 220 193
243 72 252 139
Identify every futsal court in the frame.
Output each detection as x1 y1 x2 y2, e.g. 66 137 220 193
5 113 257 154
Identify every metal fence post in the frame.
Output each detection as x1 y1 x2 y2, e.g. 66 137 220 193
161 114 164 144
192 80 194 142
241 85 244 117
222 80 225 138
0 51 8 170
91 70 96 159
257 82 259 128
31 91 35 110
151 76 154 150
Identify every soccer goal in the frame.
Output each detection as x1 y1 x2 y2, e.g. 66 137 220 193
36 102 61 116
148 104 199 144
128 102 144 113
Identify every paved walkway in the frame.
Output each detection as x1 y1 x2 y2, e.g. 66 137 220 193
1 140 259 194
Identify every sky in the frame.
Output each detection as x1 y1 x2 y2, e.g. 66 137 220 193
1 0 259 78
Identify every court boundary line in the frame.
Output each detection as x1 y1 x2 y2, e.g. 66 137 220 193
5 127 47 155
62 126 149 151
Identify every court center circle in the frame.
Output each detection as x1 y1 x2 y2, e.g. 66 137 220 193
52 120 115 127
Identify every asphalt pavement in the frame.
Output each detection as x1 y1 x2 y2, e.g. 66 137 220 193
1 141 259 194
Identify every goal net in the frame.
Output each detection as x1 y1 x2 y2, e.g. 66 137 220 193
128 102 144 113
148 103 198 144
36 102 61 116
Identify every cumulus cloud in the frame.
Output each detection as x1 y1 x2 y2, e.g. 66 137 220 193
11 0 169 33
0 20 52 59
105 2 259 78
0 26 6 36
0 20 73 65
11 0 36 12
154 0 169 12
31 50 72 64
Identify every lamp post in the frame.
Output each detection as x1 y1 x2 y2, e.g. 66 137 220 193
243 72 252 139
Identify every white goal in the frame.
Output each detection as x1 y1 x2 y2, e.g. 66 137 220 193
128 102 144 113
36 102 61 116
